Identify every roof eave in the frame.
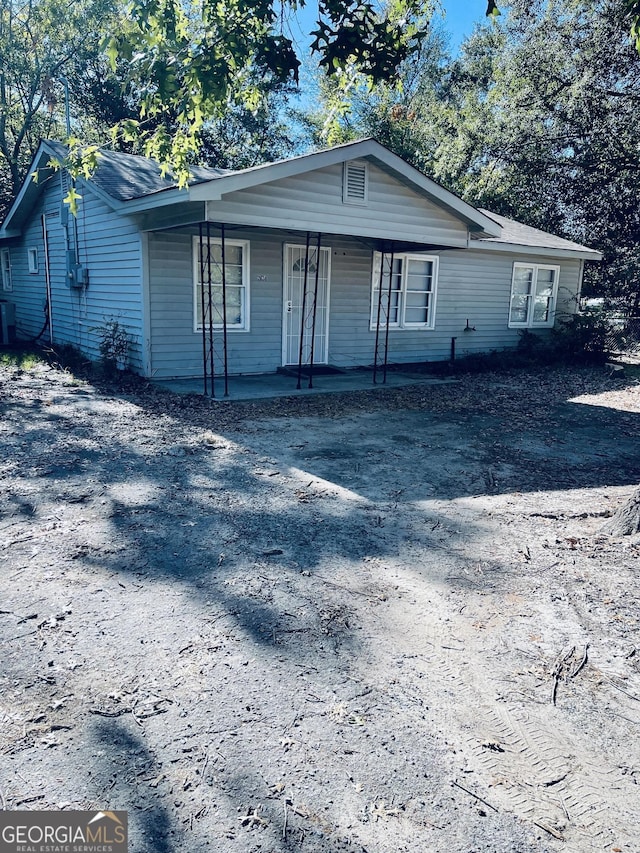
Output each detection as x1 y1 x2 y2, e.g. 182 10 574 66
0 141 55 235
471 239 603 261
120 185 192 213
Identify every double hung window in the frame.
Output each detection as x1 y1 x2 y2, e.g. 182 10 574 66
193 237 250 331
370 252 438 329
509 263 559 328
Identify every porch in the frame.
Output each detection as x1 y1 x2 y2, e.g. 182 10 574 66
152 364 457 401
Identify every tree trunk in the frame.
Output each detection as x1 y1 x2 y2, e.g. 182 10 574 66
601 487 640 536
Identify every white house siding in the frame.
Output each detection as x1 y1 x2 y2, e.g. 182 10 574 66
7 177 144 370
147 226 583 379
205 161 470 248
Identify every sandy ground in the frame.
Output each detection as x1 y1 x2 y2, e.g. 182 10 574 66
1 359 639 853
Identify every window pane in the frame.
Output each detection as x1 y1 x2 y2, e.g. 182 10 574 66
406 259 433 292
405 306 429 323
380 258 402 293
386 291 400 324
197 285 243 327
212 286 242 325
512 267 533 295
405 291 430 324
206 243 242 266
533 296 551 323
534 268 555 298
372 256 402 326
510 296 529 324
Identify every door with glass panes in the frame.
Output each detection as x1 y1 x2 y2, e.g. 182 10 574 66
283 244 331 365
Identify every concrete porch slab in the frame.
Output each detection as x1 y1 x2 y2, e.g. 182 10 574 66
152 367 456 402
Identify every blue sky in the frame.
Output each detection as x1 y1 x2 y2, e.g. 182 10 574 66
285 2 490 58
438 0 489 52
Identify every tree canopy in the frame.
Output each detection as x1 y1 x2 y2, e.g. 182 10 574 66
104 0 432 183
313 0 640 304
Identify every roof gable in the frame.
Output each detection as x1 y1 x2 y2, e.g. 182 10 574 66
187 139 502 237
0 139 601 260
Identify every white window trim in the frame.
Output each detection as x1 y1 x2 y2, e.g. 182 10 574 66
28 247 39 274
508 262 560 329
192 235 251 333
1 249 12 292
343 160 369 206
370 252 439 330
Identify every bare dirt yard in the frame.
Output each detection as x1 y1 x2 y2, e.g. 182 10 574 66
1 357 639 853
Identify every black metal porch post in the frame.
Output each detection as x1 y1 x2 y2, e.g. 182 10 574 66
199 222 208 396
372 248 386 385
307 233 322 389
296 231 311 390
220 223 229 397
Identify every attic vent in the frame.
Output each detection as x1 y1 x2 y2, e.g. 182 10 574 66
343 160 368 205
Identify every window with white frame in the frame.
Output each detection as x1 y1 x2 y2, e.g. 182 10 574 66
28 247 39 274
193 237 250 331
1 249 12 292
508 263 559 328
370 252 438 329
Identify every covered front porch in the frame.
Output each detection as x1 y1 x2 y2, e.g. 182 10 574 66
144 218 461 396
152 362 457 401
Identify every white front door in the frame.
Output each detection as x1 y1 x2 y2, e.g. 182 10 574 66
283 243 331 365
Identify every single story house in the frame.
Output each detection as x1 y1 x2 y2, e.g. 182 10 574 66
0 138 601 383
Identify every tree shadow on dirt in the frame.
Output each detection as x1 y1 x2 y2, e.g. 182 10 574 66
2 367 636 853
91 719 177 853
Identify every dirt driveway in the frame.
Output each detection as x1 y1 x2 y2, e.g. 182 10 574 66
1 360 639 853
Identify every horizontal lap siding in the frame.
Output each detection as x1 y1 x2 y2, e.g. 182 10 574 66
147 229 584 378
330 248 582 367
70 194 143 369
207 162 469 247
3 211 48 340
6 180 143 369
148 228 284 378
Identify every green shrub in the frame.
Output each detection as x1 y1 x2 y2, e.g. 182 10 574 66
551 308 609 364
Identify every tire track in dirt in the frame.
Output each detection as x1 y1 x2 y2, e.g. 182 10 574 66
375 576 639 853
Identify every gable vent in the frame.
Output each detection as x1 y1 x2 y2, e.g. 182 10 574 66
343 160 368 205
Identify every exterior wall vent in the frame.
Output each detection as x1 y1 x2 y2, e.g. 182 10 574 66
343 160 368 205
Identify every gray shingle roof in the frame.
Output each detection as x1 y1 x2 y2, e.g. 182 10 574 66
39 142 599 258
94 150 230 201
475 209 597 254
46 140 229 201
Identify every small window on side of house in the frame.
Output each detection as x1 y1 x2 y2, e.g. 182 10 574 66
508 263 559 328
343 160 368 205
1 249 12 292
28 247 39 274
